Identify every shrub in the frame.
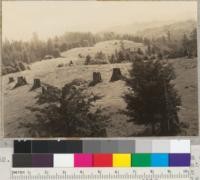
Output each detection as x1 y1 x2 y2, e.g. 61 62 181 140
57 63 64 68
85 55 91 65
95 51 106 60
78 53 83 58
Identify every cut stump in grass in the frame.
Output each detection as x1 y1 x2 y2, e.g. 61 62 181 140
13 76 27 88
8 77 14 83
42 86 47 94
69 61 73 66
89 72 102 86
110 68 123 82
31 78 41 90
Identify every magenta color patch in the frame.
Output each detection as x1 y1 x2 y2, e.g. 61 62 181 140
74 154 93 167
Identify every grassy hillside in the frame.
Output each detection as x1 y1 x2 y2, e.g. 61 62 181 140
169 58 198 136
25 40 146 72
2 42 198 137
61 40 146 64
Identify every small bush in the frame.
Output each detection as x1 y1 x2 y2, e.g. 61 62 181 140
95 51 106 60
85 55 92 65
78 53 83 58
57 63 64 68
85 54 108 65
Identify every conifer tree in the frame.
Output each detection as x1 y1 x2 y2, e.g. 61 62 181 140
124 59 181 135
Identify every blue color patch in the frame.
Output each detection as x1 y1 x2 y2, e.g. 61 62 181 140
151 154 169 167
169 154 190 167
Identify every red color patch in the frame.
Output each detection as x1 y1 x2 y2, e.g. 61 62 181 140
93 154 112 167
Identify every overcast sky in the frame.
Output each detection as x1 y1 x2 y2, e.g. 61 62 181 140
2 1 197 41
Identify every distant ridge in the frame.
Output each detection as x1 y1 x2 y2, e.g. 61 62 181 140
103 20 196 41
103 20 175 35
136 19 196 40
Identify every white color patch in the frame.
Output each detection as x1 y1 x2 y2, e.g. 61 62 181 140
170 140 190 153
53 154 74 167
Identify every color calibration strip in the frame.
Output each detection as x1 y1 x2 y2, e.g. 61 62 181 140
13 140 190 168
13 153 191 168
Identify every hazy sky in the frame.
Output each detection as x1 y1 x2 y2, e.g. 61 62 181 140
2 1 197 41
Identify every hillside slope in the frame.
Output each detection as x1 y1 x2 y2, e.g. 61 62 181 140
61 40 146 64
137 20 196 40
105 20 174 35
3 56 198 137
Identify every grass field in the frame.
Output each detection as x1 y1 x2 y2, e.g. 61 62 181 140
2 41 198 137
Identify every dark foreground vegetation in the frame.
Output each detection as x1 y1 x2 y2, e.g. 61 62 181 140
124 59 181 136
23 79 107 137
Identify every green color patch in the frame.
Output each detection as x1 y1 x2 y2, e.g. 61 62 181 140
131 153 151 167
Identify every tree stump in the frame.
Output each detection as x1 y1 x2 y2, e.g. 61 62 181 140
31 78 41 90
14 76 27 88
89 72 102 86
110 68 123 82
42 86 47 94
69 61 73 66
8 77 14 83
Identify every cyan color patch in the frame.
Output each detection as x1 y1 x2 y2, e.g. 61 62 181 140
151 154 169 167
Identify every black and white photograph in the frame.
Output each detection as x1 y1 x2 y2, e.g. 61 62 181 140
2 1 198 137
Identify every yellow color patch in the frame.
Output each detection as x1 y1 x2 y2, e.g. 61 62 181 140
112 154 131 167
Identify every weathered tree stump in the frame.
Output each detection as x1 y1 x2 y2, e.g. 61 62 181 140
14 76 27 88
31 78 41 90
42 86 47 94
89 72 102 86
69 61 73 66
8 77 14 83
110 68 123 82
93 72 102 83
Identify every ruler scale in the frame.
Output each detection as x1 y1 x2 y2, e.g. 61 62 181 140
10 168 191 180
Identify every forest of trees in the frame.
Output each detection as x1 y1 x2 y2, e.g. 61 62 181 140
2 28 197 75
145 28 197 59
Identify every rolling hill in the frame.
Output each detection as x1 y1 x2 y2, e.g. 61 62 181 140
2 39 198 137
12 40 145 78
105 20 196 41
105 20 174 35
136 20 196 40
61 40 146 64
